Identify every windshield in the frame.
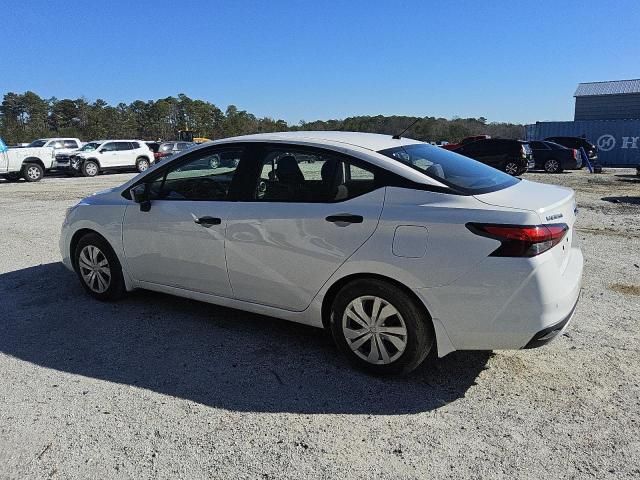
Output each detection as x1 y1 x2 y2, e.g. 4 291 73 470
79 142 101 152
378 143 519 194
28 140 47 147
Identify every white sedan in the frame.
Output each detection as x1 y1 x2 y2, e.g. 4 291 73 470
60 132 583 374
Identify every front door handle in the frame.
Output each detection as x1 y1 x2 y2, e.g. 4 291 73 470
194 216 222 227
325 214 364 224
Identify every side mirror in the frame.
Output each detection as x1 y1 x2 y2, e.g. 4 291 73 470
131 184 151 212
99 149 107 153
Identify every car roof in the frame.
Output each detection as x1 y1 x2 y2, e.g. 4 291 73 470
127 131 447 189
214 131 423 152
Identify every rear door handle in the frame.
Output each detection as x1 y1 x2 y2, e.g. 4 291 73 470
325 214 364 224
194 216 222 227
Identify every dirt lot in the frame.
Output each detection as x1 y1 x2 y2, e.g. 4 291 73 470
0 168 639 479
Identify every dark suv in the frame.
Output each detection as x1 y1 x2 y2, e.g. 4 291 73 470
544 136 597 159
453 139 534 175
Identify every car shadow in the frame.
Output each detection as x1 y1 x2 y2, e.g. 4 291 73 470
0 263 490 415
602 196 640 205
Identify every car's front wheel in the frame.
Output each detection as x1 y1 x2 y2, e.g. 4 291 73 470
74 233 125 301
330 279 433 375
82 160 99 177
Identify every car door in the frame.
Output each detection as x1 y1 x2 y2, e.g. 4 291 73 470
98 142 119 167
122 145 246 297
114 141 134 166
529 141 549 168
224 144 385 311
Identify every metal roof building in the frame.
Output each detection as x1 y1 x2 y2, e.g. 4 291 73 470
574 79 640 120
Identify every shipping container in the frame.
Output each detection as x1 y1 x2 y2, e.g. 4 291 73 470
525 120 640 167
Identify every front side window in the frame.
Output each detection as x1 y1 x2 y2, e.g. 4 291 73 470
530 141 549 150
251 147 378 203
63 140 79 148
80 142 100 152
378 143 518 194
148 148 244 201
50 140 64 149
101 142 117 152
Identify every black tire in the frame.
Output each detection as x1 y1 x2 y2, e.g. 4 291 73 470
136 157 150 173
21 163 44 182
74 233 125 301
504 161 520 176
544 158 563 173
329 279 434 375
82 160 99 177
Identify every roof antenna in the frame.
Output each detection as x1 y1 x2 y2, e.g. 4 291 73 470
392 118 421 139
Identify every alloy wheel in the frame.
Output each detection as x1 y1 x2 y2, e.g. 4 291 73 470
342 295 408 365
26 166 41 180
505 162 519 175
138 160 149 171
78 245 111 293
545 159 560 173
85 162 98 176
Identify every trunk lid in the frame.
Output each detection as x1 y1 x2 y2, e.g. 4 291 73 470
474 179 577 269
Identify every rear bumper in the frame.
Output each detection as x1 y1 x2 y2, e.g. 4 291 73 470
523 294 579 348
415 244 584 352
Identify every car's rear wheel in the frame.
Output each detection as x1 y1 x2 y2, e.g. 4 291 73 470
329 279 433 375
504 161 520 176
136 157 150 173
82 160 99 177
544 158 562 173
74 233 124 301
22 163 44 182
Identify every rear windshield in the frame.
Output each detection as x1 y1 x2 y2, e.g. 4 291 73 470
378 143 519 194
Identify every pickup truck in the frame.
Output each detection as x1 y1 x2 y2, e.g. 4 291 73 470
441 135 491 151
0 138 55 182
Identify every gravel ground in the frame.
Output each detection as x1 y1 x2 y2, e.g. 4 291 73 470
0 168 639 479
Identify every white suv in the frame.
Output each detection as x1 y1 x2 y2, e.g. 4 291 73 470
71 140 153 177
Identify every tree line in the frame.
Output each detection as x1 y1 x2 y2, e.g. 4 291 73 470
0 91 524 145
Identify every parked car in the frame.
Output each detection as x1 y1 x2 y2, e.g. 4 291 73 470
27 138 83 171
70 140 154 177
441 135 491 151
60 132 583 375
453 138 534 175
155 141 196 162
0 137 55 182
544 136 597 160
529 141 582 173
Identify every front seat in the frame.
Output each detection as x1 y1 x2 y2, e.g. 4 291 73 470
321 158 348 201
275 155 306 200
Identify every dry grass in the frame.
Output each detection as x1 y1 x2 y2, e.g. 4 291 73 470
609 283 640 296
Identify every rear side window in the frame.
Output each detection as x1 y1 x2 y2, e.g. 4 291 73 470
378 143 518 194
251 147 379 203
130 142 140 149
115 142 132 151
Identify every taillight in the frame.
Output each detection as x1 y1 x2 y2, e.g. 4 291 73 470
466 223 568 257
572 149 579 160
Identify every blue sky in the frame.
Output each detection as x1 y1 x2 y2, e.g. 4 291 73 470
1 0 639 125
